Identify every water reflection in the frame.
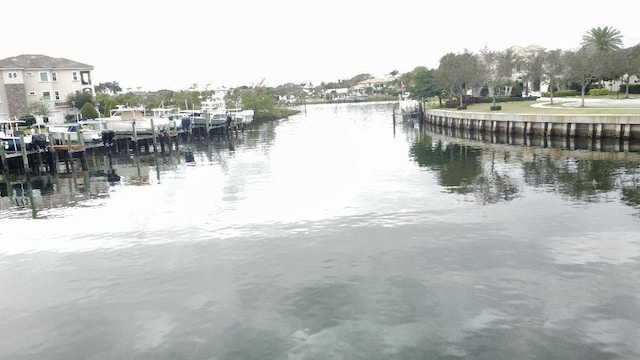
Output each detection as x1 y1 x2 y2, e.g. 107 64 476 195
1 103 640 359
410 125 640 213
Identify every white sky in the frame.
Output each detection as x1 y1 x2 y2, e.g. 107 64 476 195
3 0 639 91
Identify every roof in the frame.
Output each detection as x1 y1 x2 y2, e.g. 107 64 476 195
0 54 93 70
507 45 546 57
356 76 394 86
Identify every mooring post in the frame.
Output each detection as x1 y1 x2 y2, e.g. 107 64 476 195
132 120 139 156
78 132 88 171
151 119 159 153
66 134 75 172
48 144 58 174
19 133 31 179
0 141 8 176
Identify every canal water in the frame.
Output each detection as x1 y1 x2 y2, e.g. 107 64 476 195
1 102 639 359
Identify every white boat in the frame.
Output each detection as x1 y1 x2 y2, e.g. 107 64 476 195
98 106 173 134
218 96 253 128
228 108 254 127
46 122 103 145
200 95 230 127
1 119 32 151
398 93 420 118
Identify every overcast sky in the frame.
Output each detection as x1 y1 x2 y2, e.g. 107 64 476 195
3 0 639 92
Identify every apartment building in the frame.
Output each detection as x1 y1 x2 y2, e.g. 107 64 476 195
0 54 94 124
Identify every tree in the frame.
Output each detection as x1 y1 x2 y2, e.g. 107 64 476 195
581 26 623 52
619 44 640 98
479 46 517 107
407 66 436 101
67 91 94 110
26 101 51 125
542 49 565 104
95 81 123 94
521 49 545 93
435 50 482 107
389 69 399 78
564 47 602 107
80 102 100 119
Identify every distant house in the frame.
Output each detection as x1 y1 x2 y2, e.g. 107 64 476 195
324 87 350 100
0 54 94 124
353 76 394 95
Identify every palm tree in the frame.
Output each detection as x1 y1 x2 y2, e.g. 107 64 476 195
581 26 623 51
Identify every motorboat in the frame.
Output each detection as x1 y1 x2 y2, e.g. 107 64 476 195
46 122 103 145
1 119 32 151
98 106 173 134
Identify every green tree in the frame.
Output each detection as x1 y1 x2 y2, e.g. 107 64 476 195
407 66 436 101
67 91 94 110
96 93 118 118
80 102 100 119
581 26 623 52
95 81 123 94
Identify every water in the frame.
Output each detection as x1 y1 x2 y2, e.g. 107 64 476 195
1 102 639 359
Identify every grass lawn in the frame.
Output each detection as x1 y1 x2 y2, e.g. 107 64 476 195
429 96 640 115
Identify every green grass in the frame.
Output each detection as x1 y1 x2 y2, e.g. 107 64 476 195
429 97 640 115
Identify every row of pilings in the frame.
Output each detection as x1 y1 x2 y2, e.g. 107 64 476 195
0 120 239 178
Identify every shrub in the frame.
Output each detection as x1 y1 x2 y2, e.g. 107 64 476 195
626 84 640 94
588 88 610 96
490 105 502 111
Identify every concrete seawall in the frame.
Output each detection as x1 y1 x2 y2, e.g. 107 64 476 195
424 109 640 139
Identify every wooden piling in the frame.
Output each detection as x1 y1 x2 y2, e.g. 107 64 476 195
19 133 31 178
78 131 89 171
132 121 139 156
0 141 8 175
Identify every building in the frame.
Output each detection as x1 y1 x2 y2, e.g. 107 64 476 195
0 54 94 124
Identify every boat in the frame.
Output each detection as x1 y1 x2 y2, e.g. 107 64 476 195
228 108 254 127
1 119 32 151
398 93 420 118
46 122 103 145
223 97 253 128
98 106 173 134
200 94 231 128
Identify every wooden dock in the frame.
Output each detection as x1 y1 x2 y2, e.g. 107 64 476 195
0 129 179 177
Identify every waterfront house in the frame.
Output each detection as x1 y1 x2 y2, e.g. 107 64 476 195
0 54 94 125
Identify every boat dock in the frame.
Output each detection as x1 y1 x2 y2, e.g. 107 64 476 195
0 121 241 178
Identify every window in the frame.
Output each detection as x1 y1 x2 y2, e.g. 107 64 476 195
39 72 49 82
81 71 91 85
54 91 61 100
26 72 33 76
28 91 37 96
72 71 78 81
42 91 51 101
52 72 58 81
7 72 18 79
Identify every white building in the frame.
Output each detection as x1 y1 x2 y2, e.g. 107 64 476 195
0 54 94 124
